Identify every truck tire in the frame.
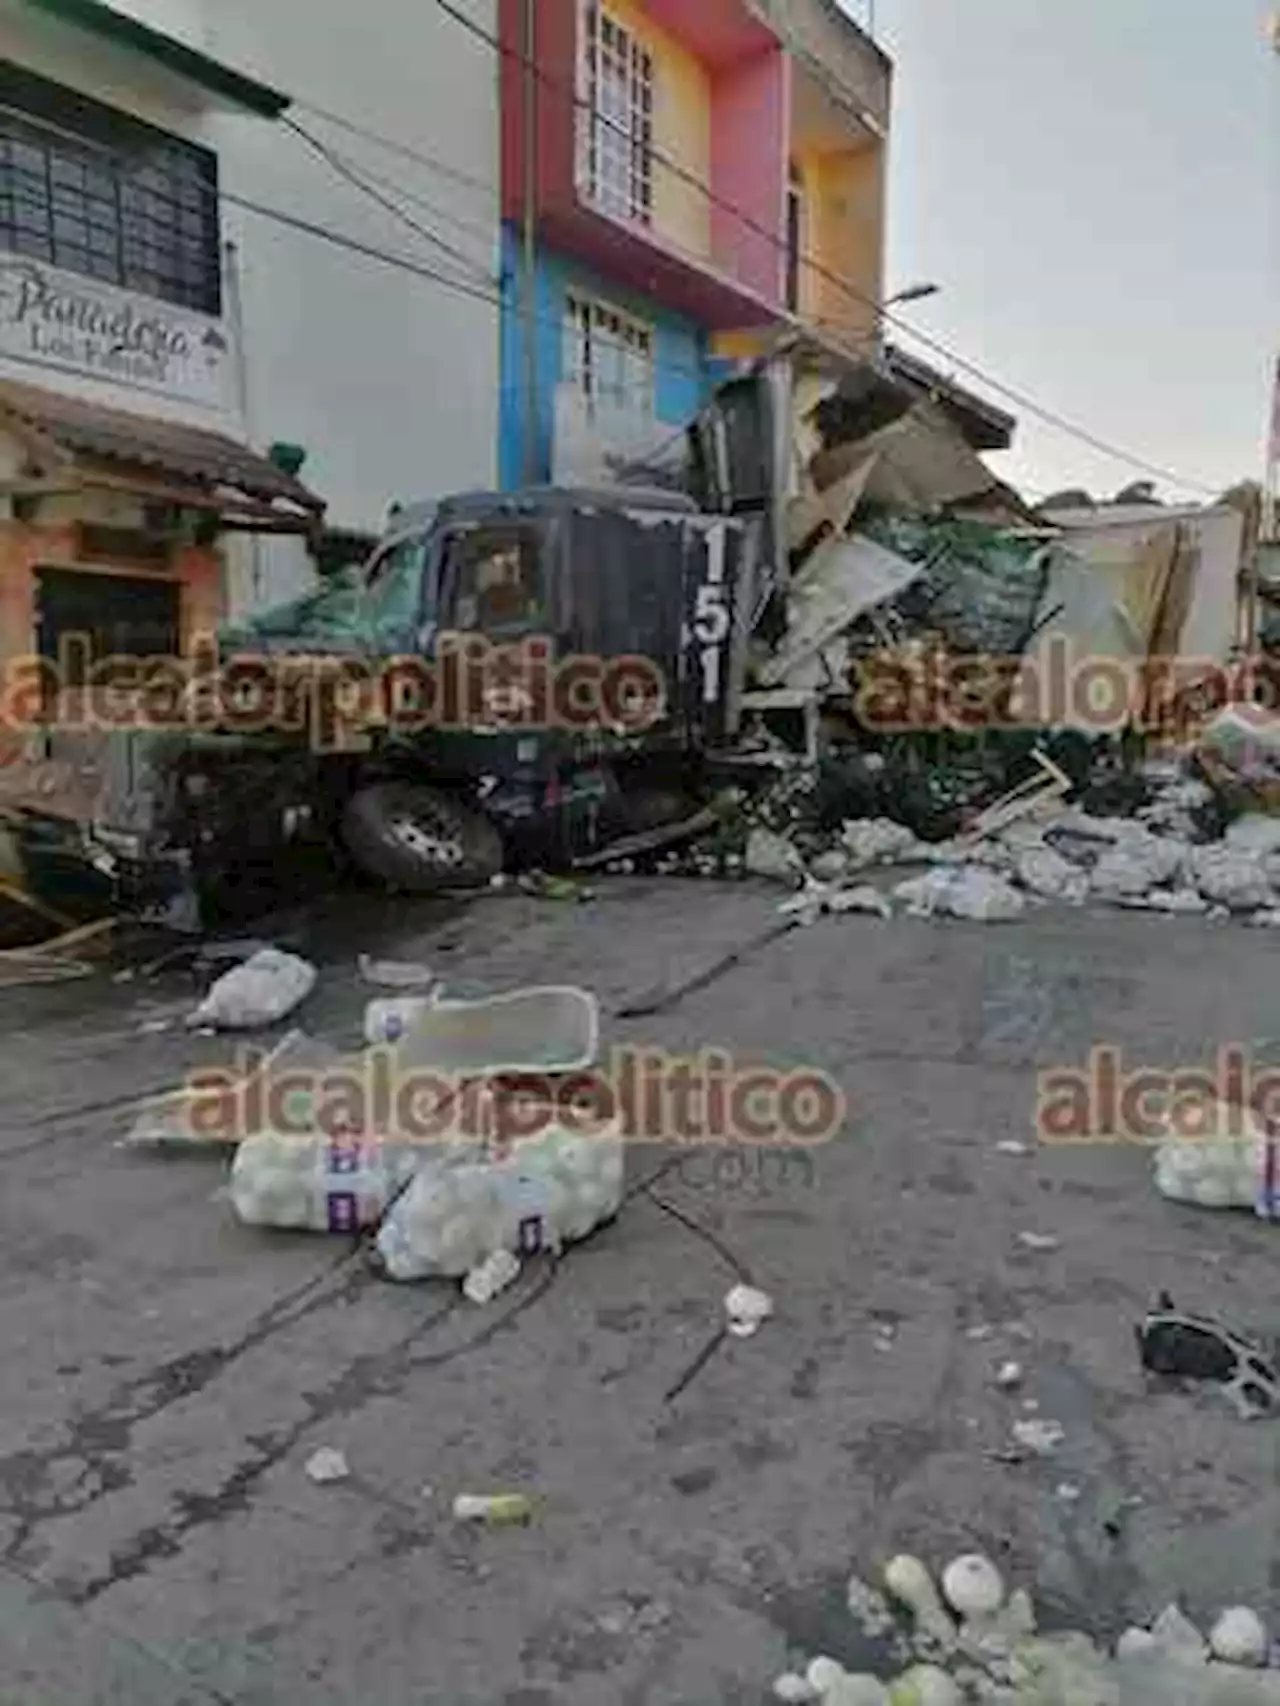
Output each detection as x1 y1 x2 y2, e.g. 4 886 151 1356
341 782 503 893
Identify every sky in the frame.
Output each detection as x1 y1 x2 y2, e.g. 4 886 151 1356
844 0 1280 505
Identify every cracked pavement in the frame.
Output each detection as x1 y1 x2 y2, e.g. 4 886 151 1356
0 879 1277 1703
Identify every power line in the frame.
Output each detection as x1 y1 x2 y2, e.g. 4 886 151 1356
223 187 505 303
317 148 503 250
428 0 1221 498
223 191 716 392
283 116 496 284
293 97 499 201
0 91 710 391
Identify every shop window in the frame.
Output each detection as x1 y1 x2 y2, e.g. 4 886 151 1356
0 59 221 315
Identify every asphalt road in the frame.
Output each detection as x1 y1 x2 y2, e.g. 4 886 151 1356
0 879 1276 1704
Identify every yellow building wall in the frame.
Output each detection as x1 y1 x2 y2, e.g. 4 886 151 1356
599 0 712 260
795 142 884 343
711 138 885 361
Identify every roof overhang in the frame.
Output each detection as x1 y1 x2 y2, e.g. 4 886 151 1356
0 377 324 533
882 345 1017 453
22 0 290 116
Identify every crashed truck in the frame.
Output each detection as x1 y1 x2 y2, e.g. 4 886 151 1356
87 365 803 925
83 343 1165 926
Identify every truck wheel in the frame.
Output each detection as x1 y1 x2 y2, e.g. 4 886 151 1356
341 783 503 893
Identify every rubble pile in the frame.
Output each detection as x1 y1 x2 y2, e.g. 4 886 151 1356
769 1551 1279 1703
618 340 1268 923
644 739 1280 929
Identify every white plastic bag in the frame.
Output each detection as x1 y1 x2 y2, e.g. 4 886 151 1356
188 948 317 1031
895 867 1024 922
1154 1102 1279 1218
1016 847 1089 905
375 1119 625 1281
1089 833 1188 902
230 1131 424 1232
745 828 804 883
841 817 923 870
1189 846 1275 912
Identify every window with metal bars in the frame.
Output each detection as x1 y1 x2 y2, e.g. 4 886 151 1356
583 4 653 224
563 290 654 415
0 59 221 316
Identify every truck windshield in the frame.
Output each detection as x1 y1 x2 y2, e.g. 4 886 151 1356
364 533 428 630
443 527 543 636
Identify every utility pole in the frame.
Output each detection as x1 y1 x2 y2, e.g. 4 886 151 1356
521 0 539 486
1265 16 1279 541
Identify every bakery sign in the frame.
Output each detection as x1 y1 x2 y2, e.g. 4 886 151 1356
0 257 227 408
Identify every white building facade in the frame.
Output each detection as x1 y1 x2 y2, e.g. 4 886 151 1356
0 0 501 611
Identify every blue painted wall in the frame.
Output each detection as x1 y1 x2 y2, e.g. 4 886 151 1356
499 224 714 489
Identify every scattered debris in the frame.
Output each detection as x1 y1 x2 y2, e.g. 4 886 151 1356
846 1575 897 1639
1149 1603 1208 1663
1010 1417 1065 1455
724 1283 774 1339
451 1492 535 1526
1136 1292 1278 1419
1014 844 1088 905
305 1447 350 1484
767 1548 1280 1704
1154 1101 1278 1214
187 947 317 1032
462 1248 522 1305
1014 1231 1060 1253
888 1665 961 1705
841 817 926 871
882 1554 952 1641
358 954 435 990
364 995 436 1046
940 1554 1004 1620
517 870 595 902
805 1656 854 1698
827 884 895 918
994 1360 1024 1390
772 1673 819 1703
894 867 1026 923
1209 1607 1270 1667
746 827 807 884
375 1117 624 1280
780 879 894 924
233 1131 422 1234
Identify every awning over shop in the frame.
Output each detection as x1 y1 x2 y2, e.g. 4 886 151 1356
0 377 325 530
